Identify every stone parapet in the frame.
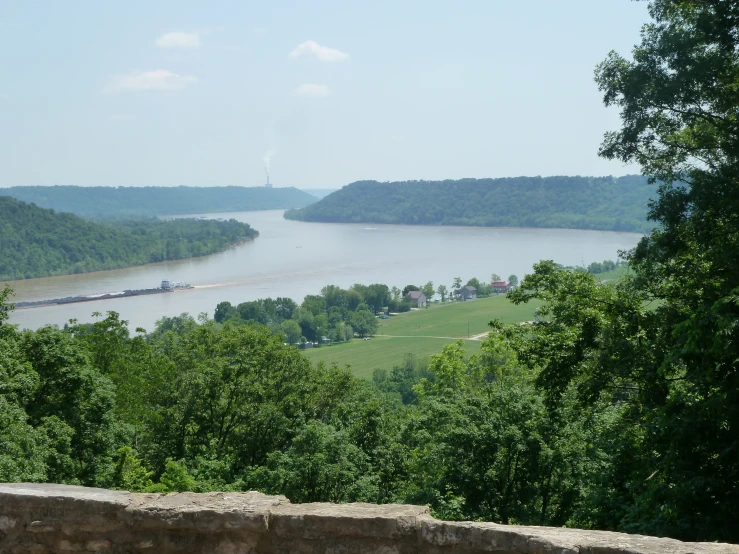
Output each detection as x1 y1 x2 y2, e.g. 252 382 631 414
0 483 736 554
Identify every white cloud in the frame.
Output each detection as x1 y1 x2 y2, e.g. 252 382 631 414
109 113 137 121
103 70 198 93
294 84 331 97
289 40 349 62
155 31 202 49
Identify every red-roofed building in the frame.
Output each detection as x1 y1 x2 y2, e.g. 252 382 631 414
491 280 510 293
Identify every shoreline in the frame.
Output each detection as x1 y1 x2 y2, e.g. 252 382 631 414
2 235 258 286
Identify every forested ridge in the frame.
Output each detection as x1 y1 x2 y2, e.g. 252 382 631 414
1 185 316 219
284 175 654 233
0 197 257 280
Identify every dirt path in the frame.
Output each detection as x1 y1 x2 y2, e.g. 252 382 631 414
377 334 481 341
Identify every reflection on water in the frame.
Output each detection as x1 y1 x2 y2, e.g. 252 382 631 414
7 210 643 331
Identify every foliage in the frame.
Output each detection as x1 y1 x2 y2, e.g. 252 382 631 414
587 0 739 540
0 196 258 280
436 285 448 303
215 285 388 343
1 185 316 219
285 175 655 233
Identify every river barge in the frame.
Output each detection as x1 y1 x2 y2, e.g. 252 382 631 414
14 280 193 310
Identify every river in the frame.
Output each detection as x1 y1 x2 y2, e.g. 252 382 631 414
6 210 643 331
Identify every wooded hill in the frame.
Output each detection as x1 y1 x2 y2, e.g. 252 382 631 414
285 176 655 233
1 186 317 219
0 196 257 280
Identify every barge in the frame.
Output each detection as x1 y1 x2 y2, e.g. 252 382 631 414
14 280 193 310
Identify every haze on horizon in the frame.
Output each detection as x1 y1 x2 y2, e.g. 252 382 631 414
0 1 647 189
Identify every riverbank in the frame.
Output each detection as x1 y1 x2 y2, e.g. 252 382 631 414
7 210 640 331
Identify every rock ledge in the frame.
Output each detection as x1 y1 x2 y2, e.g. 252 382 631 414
0 483 736 553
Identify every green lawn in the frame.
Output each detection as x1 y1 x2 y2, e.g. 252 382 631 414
302 296 541 379
377 295 540 338
303 335 482 380
595 265 633 282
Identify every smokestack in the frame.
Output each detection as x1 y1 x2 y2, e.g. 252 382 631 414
263 150 275 188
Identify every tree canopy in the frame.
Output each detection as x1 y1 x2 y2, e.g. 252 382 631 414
0 196 257 280
1 186 316 219
285 175 655 232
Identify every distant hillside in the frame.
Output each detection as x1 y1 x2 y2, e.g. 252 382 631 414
285 176 656 233
0 197 257 280
0 186 316 219
300 188 338 199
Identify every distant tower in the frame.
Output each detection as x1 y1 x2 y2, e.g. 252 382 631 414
265 174 273 188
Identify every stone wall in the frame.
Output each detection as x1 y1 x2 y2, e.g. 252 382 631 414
1 483 737 554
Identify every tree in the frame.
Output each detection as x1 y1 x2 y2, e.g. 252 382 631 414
345 289 363 311
259 421 375 503
0 284 12 325
364 284 390 314
350 309 378 338
280 319 302 345
477 4 739 540
21 326 118 486
297 310 316 342
507 275 518 287
214 301 235 323
437 285 448 303
490 274 501 282
313 314 330 340
452 278 462 297
301 295 326 317
402 284 420 297
274 297 298 321
237 301 267 325
422 281 435 301
321 285 346 311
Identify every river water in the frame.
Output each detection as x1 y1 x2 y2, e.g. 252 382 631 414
6 210 643 331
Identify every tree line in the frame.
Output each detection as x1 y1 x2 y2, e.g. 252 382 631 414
1 185 316 219
0 287 668 536
213 275 527 346
214 283 415 344
0 196 257 280
285 175 655 233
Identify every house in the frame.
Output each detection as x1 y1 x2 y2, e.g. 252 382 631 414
456 286 477 300
491 280 510 294
406 290 427 308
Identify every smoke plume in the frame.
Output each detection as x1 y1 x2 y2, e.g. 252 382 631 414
263 150 276 176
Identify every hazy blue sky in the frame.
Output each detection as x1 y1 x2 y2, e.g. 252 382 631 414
0 1 648 188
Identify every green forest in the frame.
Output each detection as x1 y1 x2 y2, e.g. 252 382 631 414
0 197 257 280
285 175 655 233
1 185 316 219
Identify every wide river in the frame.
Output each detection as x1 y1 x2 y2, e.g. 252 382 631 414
7 210 643 331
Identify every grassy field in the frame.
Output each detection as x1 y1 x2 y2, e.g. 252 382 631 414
302 335 482 380
302 296 541 379
595 265 633 282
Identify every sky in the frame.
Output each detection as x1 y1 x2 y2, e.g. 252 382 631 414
0 1 649 189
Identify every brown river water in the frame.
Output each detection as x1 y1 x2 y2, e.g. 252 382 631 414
6 210 643 331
